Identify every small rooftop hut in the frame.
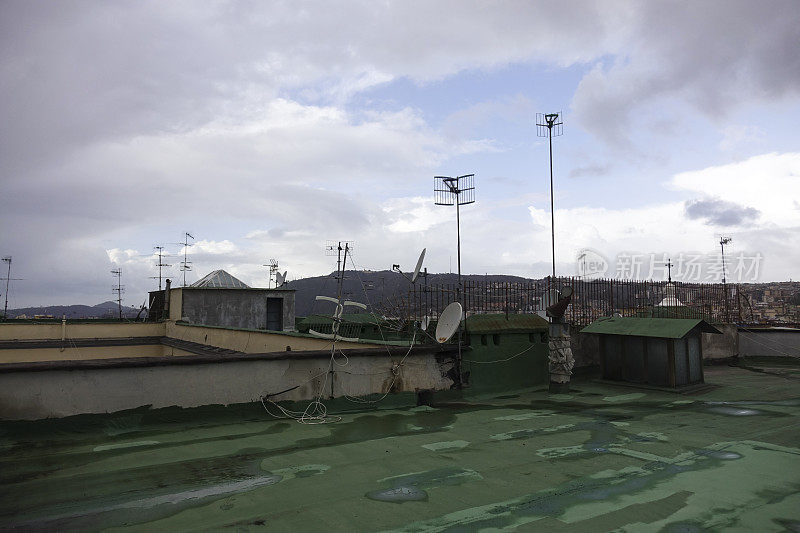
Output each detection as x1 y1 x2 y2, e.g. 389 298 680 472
462 313 550 392
582 317 722 388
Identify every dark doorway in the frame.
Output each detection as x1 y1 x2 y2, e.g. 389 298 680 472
266 298 283 331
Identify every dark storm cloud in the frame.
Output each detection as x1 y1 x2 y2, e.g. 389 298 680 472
684 198 760 226
572 0 800 148
2 1 798 305
569 164 611 179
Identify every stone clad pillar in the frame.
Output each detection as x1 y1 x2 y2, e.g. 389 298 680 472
549 322 574 393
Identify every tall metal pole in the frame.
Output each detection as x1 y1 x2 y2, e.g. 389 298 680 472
548 128 556 283
720 237 731 323
537 112 562 289
456 199 462 289
3 257 11 319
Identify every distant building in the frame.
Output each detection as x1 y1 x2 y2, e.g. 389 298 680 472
149 269 295 331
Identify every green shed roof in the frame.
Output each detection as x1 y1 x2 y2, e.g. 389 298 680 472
582 317 722 338
465 313 549 333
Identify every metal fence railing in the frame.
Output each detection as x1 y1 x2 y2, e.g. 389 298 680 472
383 277 752 329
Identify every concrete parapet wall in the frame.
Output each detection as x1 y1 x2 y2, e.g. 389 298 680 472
0 322 165 341
0 349 453 420
738 328 800 358
702 324 739 361
0 344 196 364
166 322 380 353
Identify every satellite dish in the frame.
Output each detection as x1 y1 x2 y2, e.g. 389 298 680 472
561 286 574 298
420 315 431 331
542 289 559 309
435 302 462 343
411 248 426 283
275 271 287 287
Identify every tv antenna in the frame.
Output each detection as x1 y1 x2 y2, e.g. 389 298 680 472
110 268 124 320
150 246 171 290
178 232 194 287
536 111 563 291
719 236 732 284
392 248 427 284
719 236 732 322
311 242 367 342
263 259 279 288
1 256 23 319
434 174 475 290
325 241 355 282
434 174 475 383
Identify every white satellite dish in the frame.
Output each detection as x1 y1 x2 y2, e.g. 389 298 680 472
542 289 559 309
411 248 426 283
420 315 431 331
275 271 287 287
435 302 463 343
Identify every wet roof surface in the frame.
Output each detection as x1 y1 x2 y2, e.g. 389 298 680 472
1 363 799 532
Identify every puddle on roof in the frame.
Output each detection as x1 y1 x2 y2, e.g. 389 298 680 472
421 440 470 452
706 406 764 416
366 467 483 504
388 442 800 532
93 440 160 452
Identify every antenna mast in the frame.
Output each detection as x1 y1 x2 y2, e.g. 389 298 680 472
434 174 475 384
180 232 194 287
1 256 22 319
434 174 476 292
263 258 279 288
150 246 171 290
326 241 354 284
720 236 732 322
110 268 124 320
536 112 563 287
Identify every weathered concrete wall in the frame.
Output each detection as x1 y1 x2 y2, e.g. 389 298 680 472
177 288 295 332
181 289 266 330
0 352 453 420
738 328 800 358
570 331 600 369
166 322 380 353
0 322 165 341
702 324 738 361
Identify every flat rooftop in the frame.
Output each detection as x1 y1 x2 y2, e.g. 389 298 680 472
2 362 799 531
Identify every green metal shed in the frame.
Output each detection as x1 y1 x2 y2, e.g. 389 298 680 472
582 317 722 387
462 313 550 393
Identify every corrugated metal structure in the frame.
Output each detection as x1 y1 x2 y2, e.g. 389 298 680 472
583 317 721 387
191 270 250 289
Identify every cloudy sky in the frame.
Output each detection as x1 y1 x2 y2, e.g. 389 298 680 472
1 1 799 308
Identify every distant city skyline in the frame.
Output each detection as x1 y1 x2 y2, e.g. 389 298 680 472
1 1 799 307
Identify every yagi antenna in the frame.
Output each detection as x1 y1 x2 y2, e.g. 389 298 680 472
393 248 427 284
435 302 463 343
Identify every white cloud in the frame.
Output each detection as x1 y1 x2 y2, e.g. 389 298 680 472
528 152 800 281
719 125 766 152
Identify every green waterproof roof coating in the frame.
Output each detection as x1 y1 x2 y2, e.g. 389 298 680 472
2 364 799 531
582 316 722 338
465 313 549 333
